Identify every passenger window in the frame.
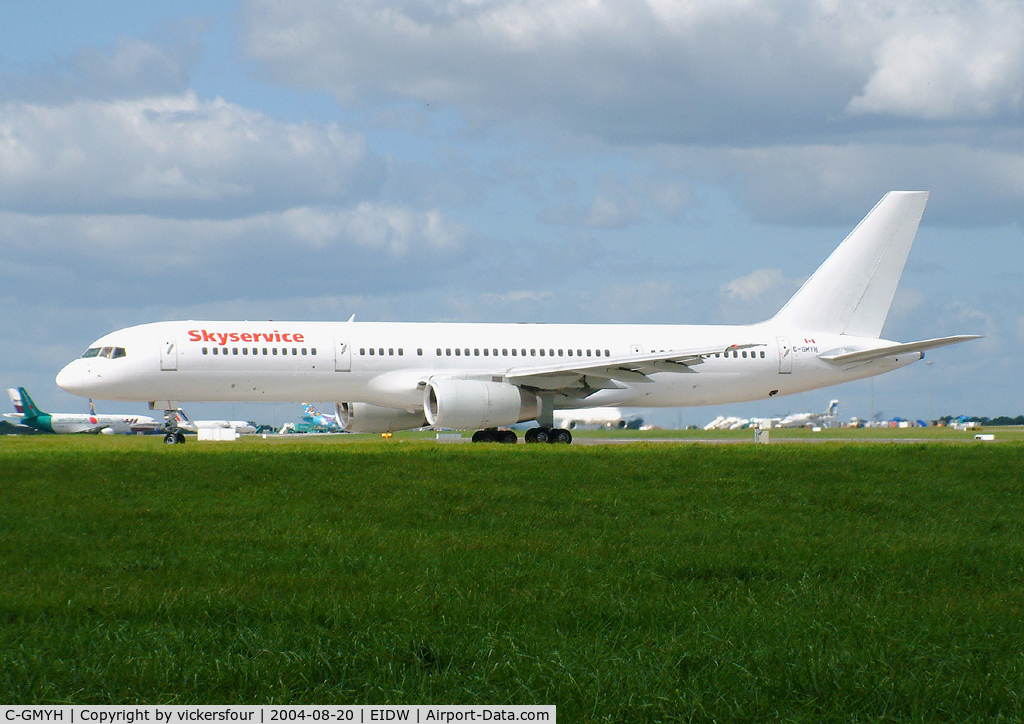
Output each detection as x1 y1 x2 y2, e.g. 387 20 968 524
273 348 278 355
493 349 498 356
243 348 248 355
379 348 384 356
234 348 239 355
202 347 208 355
540 349 545 356
503 349 509 356
389 348 394 356
311 348 317 355
483 349 489 356
302 348 307 355
399 349 404 356
760 351 765 358
263 348 268 355
474 349 480 356
558 349 563 356
464 348 470 356
511 349 517 356
456 349 461 356
369 348 375 355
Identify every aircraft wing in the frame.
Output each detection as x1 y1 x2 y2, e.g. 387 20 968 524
502 343 762 394
77 425 111 434
818 335 982 365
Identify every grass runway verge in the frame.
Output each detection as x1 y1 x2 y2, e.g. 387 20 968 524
1 436 1022 721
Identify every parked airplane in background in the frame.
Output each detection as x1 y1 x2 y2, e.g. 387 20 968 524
554 407 642 430
777 400 839 428
704 399 838 430
302 403 342 431
5 387 159 434
169 410 257 438
56 192 981 445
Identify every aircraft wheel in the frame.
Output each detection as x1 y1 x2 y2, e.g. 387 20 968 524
501 430 518 444
163 432 183 445
532 428 550 444
550 428 572 444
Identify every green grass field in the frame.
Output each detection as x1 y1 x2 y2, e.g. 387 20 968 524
1 436 1022 721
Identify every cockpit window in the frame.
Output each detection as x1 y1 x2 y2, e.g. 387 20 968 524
83 346 127 359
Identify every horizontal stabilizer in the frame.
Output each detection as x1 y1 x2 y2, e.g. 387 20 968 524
819 335 982 365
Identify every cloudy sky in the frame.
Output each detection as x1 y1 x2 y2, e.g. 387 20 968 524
2 0 1022 427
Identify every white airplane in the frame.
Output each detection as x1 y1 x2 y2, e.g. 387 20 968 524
169 410 257 435
776 399 839 428
554 407 641 429
6 387 160 434
704 400 839 430
55 192 981 445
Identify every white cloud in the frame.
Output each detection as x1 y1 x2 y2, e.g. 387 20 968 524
659 140 1024 226
848 1 1024 120
0 203 469 306
1 25 202 103
0 92 384 216
242 0 1024 142
722 268 790 303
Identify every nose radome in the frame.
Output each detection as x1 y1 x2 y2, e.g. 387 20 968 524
55 362 84 395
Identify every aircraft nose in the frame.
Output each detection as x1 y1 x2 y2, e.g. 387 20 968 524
55 361 84 395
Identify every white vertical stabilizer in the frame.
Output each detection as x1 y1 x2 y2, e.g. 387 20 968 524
771 191 929 338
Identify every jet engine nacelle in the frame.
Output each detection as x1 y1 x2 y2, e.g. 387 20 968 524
335 402 427 434
424 379 540 430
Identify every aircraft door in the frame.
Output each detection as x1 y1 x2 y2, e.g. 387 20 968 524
776 337 792 374
161 339 178 371
334 336 351 372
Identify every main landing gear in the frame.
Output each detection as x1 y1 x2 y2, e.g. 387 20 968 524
469 427 573 444
525 427 572 444
471 429 518 444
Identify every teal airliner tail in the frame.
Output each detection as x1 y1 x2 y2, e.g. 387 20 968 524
17 387 45 419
